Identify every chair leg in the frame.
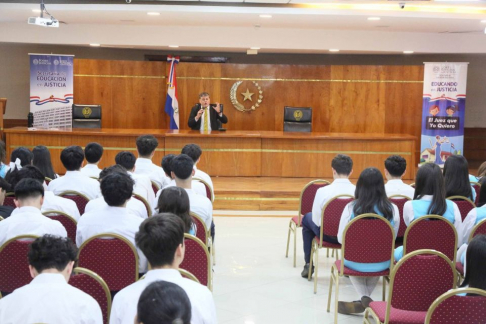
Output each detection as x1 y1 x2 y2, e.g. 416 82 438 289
382 276 386 301
313 248 319 294
331 249 335 258
308 241 315 282
327 265 335 312
327 248 329 258
335 249 339 261
212 241 216 266
293 226 297 268
333 272 340 324
285 221 293 258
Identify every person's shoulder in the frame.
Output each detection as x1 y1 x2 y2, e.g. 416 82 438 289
113 279 146 304
176 277 213 296
66 284 100 305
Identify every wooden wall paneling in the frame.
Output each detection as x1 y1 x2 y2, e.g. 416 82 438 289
464 128 486 162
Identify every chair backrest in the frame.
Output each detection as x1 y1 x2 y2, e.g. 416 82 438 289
178 269 200 284
403 215 458 263
193 177 213 202
190 212 208 245
386 250 455 321
3 193 15 208
77 234 139 291
58 190 90 215
70 267 111 324
447 196 475 221
425 288 486 324
151 181 160 195
320 195 354 243
179 234 211 289
298 180 330 223
389 195 412 239
471 182 481 206
0 235 38 293
469 218 486 242
132 194 152 217
283 106 312 132
340 214 395 274
45 177 52 185
42 210 77 242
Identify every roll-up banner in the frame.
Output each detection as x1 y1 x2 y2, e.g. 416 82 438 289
29 54 74 128
420 62 468 165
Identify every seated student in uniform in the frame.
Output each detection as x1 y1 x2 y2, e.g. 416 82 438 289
300 154 355 279
384 155 415 199
9 166 80 220
110 214 216 324
444 155 476 202
134 135 170 188
5 147 33 183
459 179 486 249
336 167 400 314
0 177 13 219
48 146 101 200
83 165 148 219
0 235 102 324
32 145 58 180
394 163 463 262
80 142 104 178
477 161 486 180
181 144 214 194
171 154 214 241
76 171 147 273
115 151 155 207
135 281 192 324
157 186 196 235
0 140 8 178
0 178 67 245
458 235 486 294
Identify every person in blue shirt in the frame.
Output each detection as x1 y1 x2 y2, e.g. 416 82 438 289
459 235 486 294
444 155 476 202
461 180 486 245
157 186 196 236
337 167 399 315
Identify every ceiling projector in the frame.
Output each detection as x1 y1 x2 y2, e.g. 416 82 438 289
28 17 59 28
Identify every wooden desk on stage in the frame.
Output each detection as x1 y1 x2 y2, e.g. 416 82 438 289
5 128 416 179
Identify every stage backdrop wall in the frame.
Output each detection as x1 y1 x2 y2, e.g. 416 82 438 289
74 59 423 155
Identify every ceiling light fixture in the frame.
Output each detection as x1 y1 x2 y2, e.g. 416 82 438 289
168 45 179 48
368 17 381 21
329 49 340 52
403 50 414 54
259 14 272 18
90 43 101 47
147 12 160 16
250 47 260 50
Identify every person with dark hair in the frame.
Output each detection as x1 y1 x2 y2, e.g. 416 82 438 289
300 154 355 278
135 281 192 324
457 235 486 293
134 135 170 188
478 161 486 179
171 154 213 239
0 178 66 245
336 168 400 314
32 145 58 180
84 165 148 219
157 186 195 235
181 144 214 194
115 151 155 207
461 179 486 245
384 155 414 198
0 235 102 323
0 140 8 178
48 146 101 199
0 177 13 218
110 214 216 324
443 155 475 201
5 147 33 183
187 92 228 131
76 171 147 273
80 142 103 178
394 163 462 262
9 165 80 220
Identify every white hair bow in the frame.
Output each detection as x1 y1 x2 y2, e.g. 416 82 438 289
9 158 22 171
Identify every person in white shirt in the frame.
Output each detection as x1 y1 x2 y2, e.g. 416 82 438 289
48 146 101 200
181 144 214 196
115 151 155 208
384 155 415 199
76 171 148 273
0 178 67 245
9 166 80 220
135 281 192 324
301 154 355 278
0 235 102 324
336 168 400 315
172 154 214 240
134 135 170 188
110 214 217 324
84 165 148 219
461 181 486 245
80 142 103 179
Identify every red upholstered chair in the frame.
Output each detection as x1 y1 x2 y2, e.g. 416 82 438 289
447 196 476 221
0 235 38 294
190 212 208 246
178 269 200 284
469 218 486 241
425 288 486 324
388 195 412 245
193 177 214 202
132 194 152 217
42 211 77 243
44 177 52 185
77 233 139 292
364 250 456 324
151 181 160 195
327 214 395 323
58 190 90 215
309 195 354 293
179 234 211 290
3 193 16 208
471 182 481 206
403 215 458 263
70 267 111 324
285 180 330 267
